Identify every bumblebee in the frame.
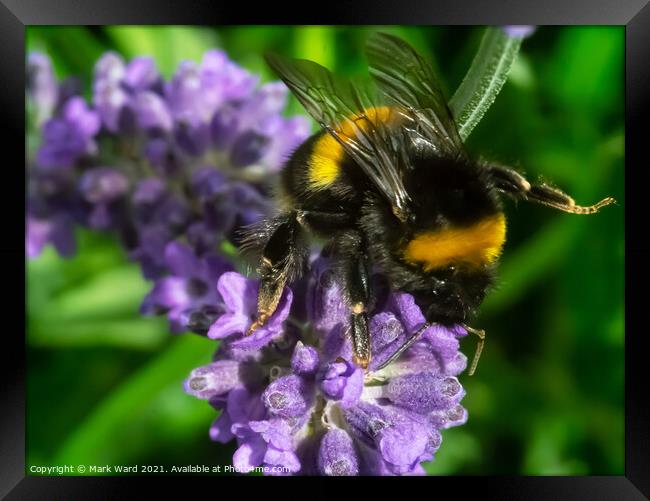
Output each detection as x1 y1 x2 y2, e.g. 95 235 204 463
242 33 614 373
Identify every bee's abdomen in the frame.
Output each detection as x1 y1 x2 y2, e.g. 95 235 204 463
280 131 362 213
282 107 398 200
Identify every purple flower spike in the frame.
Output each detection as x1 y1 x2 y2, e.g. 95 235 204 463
421 324 466 367
291 342 320 377
430 404 469 429
210 412 235 443
174 120 210 156
354 403 436 474
230 131 271 167
93 79 129 132
210 105 241 147
263 446 301 475
79 167 129 204
262 375 314 419
63 97 101 138
26 214 76 258
260 115 311 172
190 166 228 201
133 178 166 209
236 419 301 475
36 98 100 168
385 373 464 413
141 241 233 332
207 272 292 350
144 138 180 176
322 323 354 362
249 419 294 451
184 360 244 400
319 360 364 408
318 429 359 476
378 416 431 474
237 81 288 129
94 52 125 83
223 385 267 438
307 258 348 334
233 436 267 472
344 402 439 475
201 49 258 104
27 52 58 126
36 119 86 168
133 91 173 131
123 56 159 91
344 401 391 449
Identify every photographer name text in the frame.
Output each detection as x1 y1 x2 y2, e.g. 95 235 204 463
29 464 289 475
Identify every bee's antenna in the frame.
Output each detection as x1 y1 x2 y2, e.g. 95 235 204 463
488 164 616 216
531 195 616 215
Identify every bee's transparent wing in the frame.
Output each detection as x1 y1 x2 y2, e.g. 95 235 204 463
365 32 465 157
265 53 412 218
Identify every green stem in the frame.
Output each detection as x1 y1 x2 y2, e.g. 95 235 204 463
450 28 523 141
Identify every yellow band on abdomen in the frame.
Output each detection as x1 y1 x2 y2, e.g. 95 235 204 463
403 213 507 271
307 107 396 189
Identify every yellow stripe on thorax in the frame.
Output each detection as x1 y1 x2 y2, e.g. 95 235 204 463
403 213 507 271
308 107 395 189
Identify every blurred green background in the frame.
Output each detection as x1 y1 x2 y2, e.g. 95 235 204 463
26 26 624 475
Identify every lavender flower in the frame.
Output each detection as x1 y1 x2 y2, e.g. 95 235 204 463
26 212 76 258
26 48 310 341
27 52 58 126
184 258 469 476
140 241 233 332
27 50 309 265
36 97 100 168
207 272 293 357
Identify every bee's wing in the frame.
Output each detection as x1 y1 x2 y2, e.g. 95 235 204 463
365 32 465 156
265 52 412 218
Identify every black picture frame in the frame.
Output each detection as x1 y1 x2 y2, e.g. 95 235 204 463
3 0 648 497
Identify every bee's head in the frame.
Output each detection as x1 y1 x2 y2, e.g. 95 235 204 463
412 265 494 326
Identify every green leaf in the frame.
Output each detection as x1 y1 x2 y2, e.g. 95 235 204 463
293 27 335 69
29 317 168 350
51 335 215 465
105 27 220 78
450 27 524 141
480 217 581 315
545 27 623 114
38 265 150 321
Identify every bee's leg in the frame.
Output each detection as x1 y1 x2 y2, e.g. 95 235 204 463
488 164 615 214
373 322 430 372
299 210 353 230
245 212 308 336
334 230 372 369
462 324 486 376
